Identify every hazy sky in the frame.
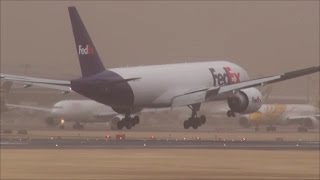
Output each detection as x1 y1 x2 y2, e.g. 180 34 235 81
1 1 319 95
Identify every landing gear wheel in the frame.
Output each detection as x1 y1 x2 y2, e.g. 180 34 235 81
117 121 124 130
125 121 132 129
200 115 206 125
184 120 191 129
191 120 198 129
184 104 206 129
133 115 140 125
116 115 140 130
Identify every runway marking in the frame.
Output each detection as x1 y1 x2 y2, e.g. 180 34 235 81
1 139 319 150
0 141 27 145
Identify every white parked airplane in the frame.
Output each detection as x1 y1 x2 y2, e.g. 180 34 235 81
1 7 319 130
237 82 320 132
5 99 164 130
238 104 319 132
5 100 119 129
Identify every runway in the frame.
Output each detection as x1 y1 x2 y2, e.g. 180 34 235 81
1 137 319 150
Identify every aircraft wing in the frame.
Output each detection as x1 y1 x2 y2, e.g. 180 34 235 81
211 66 320 95
1 74 71 92
285 114 320 126
6 104 52 112
287 114 320 120
172 66 320 107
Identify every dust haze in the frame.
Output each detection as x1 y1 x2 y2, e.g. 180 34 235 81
1 2 319 96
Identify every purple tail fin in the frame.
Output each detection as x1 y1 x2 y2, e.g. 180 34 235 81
68 7 105 77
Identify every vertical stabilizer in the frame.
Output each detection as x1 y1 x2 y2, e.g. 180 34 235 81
68 7 106 77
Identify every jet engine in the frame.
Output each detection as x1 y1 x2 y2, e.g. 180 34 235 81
302 117 319 129
227 87 262 114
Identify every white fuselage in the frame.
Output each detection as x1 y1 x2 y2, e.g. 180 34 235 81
111 61 249 107
51 100 116 122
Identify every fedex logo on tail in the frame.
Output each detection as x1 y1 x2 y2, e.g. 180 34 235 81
209 67 240 86
78 45 94 55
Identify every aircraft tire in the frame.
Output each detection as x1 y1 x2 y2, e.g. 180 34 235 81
191 122 198 129
117 121 124 130
133 116 140 124
184 120 191 129
125 122 132 129
200 115 206 125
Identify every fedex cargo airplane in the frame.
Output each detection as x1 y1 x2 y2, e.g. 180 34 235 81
1 7 319 130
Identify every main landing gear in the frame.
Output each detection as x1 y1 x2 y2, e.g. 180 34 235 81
184 104 206 129
117 115 140 130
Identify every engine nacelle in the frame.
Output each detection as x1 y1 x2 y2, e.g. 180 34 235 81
227 87 262 114
302 117 319 129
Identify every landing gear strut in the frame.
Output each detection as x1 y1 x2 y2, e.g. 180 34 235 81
117 115 140 130
183 104 206 129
